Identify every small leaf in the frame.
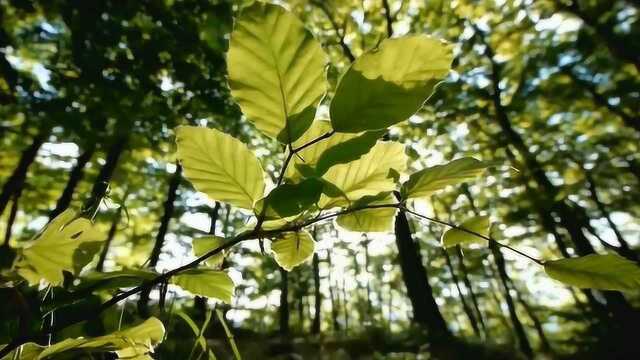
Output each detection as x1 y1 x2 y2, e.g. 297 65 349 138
331 35 452 132
320 141 408 208
228 2 328 143
193 236 226 267
441 216 490 248
255 178 324 218
172 268 235 303
176 126 265 210
544 254 640 291
13 209 103 286
402 157 488 200
78 269 158 291
336 193 397 232
271 231 315 271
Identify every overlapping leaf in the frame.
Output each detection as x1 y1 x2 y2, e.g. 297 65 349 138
255 178 324 218
228 2 328 143
331 35 453 132
441 216 490 248
192 236 226 267
176 126 265 210
336 193 397 232
402 157 488 200
172 268 235 303
544 254 640 291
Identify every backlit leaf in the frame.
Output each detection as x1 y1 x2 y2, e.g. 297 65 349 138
176 126 265 210
441 216 490 248
228 2 328 143
402 157 488 200
172 268 235 303
256 178 324 218
331 35 452 132
336 193 397 232
544 254 640 291
271 231 315 271
193 236 226 267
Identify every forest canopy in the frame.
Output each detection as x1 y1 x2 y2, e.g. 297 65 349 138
1 0 639 359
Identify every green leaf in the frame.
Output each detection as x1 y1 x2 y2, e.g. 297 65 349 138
13 209 103 286
228 2 328 143
176 126 265 210
193 236 226 267
314 130 385 176
172 268 235 303
320 141 408 208
330 35 452 132
35 317 165 359
402 157 488 200
77 269 158 291
441 216 490 248
255 178 324 219
271 231 315 271
336 193 397 232
544 254 640 291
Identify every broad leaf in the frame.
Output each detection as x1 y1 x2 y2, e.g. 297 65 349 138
320 141 408 208
255 178 324 218
402 157 488 200
77 269 158 291
176 126 265 210
336 193 397 232
544 254 640 291
34 317 165 359
228 2 327 143
193 236 226 267
13 209 103 286
314 130 385 176
172 268 235 303
441 216 490 248
331 35 452 132
271 231 315 271
285 120 359 181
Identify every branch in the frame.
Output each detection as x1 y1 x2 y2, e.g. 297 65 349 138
381 0 394 37
310 0 355 62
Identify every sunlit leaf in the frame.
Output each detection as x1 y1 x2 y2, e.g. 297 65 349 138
402 157 488 200
228 2 328 143
13 209 103 286
320 141 408 208
331 35 452 132
336 193 397 232
314 130 385 176
172 268 235 303
176 126 265 210
255 178 324 218
544 254 640 291
77 269 158 291
441 216 490 248
271 231 315 271
192 236 226 267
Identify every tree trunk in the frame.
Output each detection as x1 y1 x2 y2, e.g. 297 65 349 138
50 144 96 219
455 247 488 337
326 250 341 332
193 201 221 319
0 130 49 217
311 253 321 334
3 191 20 247
394 208 451 340
490 242 533 358
279 267 290 335
442 248 481 337
89 135 128 202
95 203 124 272
511 282 552 353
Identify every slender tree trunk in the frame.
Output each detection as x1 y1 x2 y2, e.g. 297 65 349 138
279 267 290 335
193 201 221 319
341 277 349 334
442 248 481 337
3 190 20 247
490 242 533 358
0 130 49 216
394 207 451 340
95 203 124 272
511 282 552 353
89 135 128 201
311 253 321 334
326 250 341 332
50 143 96 219
455 247 488 337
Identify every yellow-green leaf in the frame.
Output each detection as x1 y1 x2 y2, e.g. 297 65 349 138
192 236 226 267
228 2 328 143
172 268 235 303
441 216 490 248
320 141 408 208
176 126 265 210
402 157 488 200
271 231 315 271
13 209 103 286
331 35 452 133
336 194 397 232
544 254 640 291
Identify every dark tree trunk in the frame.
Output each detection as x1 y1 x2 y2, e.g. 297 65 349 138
455 247 488 337
50 143 96 219
194 201 221 319
442 248 481 337
326 250 341 332
311 253 321 334
3 191 20 247
394 208 451 340
512 282 552 353
341 277 349 334
95 203 124 272
0 130 48 217
89 135 128 201
490 242 533 358
279 267 290 336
